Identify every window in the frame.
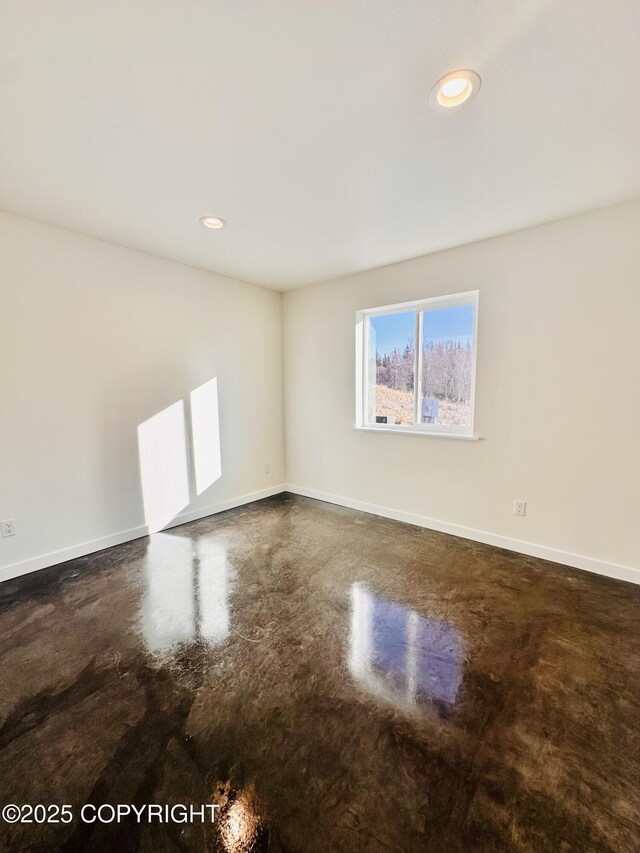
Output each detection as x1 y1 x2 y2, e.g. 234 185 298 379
355 291 478 437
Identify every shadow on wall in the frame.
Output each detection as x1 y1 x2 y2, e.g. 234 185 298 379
137 377 221 535
349 582 464 714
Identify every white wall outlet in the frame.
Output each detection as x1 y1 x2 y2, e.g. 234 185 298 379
513 500 527 517
1 518 16 537
264 462 271 474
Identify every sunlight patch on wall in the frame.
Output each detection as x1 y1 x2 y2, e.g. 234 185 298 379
190 377 222 496
138 400 190 534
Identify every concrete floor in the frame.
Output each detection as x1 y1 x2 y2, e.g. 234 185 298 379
0 493 639 852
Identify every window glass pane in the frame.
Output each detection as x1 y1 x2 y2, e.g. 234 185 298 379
421 303 474 427
368 311 415 425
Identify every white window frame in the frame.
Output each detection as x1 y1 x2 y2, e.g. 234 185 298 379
355 290 479 439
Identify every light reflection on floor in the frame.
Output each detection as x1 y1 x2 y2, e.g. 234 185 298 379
218 793 263 853
140 533 232 655
349 582 464 712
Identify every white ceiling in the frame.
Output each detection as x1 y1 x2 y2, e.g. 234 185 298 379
1 0 639 290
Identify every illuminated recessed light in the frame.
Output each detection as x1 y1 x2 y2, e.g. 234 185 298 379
430 70 481 109
200 216 227 230
441 78 468 99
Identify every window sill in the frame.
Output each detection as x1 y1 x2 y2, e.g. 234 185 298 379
354 425 481 441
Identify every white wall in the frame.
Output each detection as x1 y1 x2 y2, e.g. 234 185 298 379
283 201 640 575
2 202 639 584
0 212 285 578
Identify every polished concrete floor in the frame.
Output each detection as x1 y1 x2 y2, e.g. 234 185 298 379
0 494 639 852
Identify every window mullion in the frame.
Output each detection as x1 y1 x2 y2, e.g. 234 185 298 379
414 311 423 427
363 316 369 425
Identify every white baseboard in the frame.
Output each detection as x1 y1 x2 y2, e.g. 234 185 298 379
3 483 637 588
0 485 287 584
285 484 640 586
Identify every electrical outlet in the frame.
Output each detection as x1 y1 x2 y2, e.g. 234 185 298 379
513 500 527 517
264 463 271 474
1 518 16 537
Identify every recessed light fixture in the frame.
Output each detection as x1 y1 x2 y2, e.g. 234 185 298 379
200 216 227 230
430 69 481 109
